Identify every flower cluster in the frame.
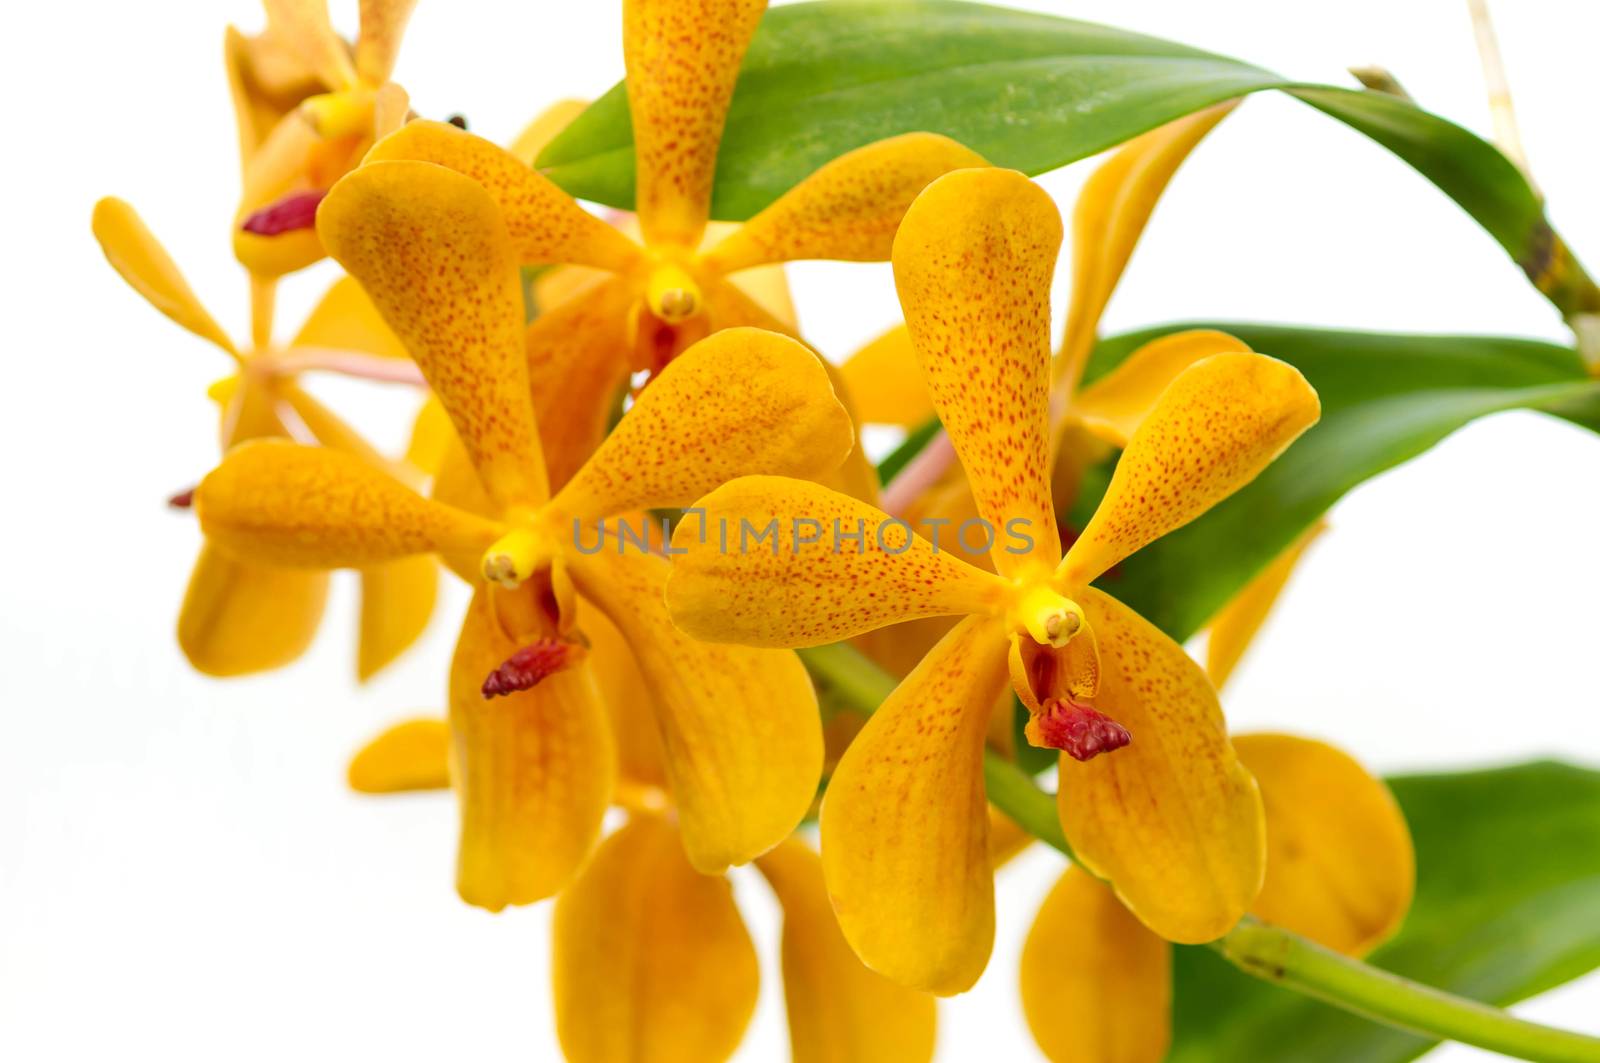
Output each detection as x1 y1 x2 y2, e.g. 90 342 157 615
95 2 1431 1061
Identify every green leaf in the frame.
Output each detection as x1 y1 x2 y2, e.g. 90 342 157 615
536 0 1596 317
1170 761 1600 1063
1075 324 1600 641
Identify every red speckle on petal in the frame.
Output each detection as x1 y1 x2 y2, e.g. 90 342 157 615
481 638 586 698
1029 698 1131 761
241 189 328 236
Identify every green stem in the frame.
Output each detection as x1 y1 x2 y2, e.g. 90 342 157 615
800 640 1600 1063
1219 919 1600 1063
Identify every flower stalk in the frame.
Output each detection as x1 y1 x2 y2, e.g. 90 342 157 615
799 640 1600 1063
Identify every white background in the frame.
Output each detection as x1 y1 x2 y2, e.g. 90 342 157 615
5 0 1599 1059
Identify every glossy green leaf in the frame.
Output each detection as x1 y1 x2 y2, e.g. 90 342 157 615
1075 324 1600 641
536 1 1596 316
1169 761 1600 1063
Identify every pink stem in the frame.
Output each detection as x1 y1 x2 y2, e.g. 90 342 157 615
881 430 957 517
275 347 428 386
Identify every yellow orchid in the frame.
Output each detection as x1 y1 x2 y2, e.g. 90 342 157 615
359 0 988 491
347 652 937 1063
847 105 1247 690
191 157 859 908
666 166 1322 994
1021 733 1415 1063
232 0 419 277
90 196 435 679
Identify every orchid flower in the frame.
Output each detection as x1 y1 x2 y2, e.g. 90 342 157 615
347 656 937 1063
1021 733 1414 1063
233 0 419 277
191 159 858 907
360 0 988 492
90 197 435 679
667 167 1322 993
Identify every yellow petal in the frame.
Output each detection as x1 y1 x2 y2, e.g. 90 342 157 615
347 718 450 793
1235 734 1414 956
290 274 409 359
821 615 1010 994
1059 352 1320 587
552 327 853 521
988 805 1034 870
365 119 642 272
1205 521 1326 690
726 261 798 331
584 600 670 795
703 133 989 273
1020 866 1171 1063
1057 102 1238 393
1058 588 1265 944
451 587 613 910
91 198 237 357
691 275 881 505
405 395 453 475
318 159 548 509
372 81 410 140
196 439 503 569
1071 329 1254 447
354 0 417 84
357 555 437 680
892 169 1062 577
756 839 938 1063
232 112 362 277
554 816 758 1063
569 547 820 871
177 543 328 677
839 325 933 428
263 0 356 89
525 275 637 492
507 98 589 166
623 0 766 248
666 476 1007 648
224 25 314 165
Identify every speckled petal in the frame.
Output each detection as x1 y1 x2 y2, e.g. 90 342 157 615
892 169 1062 577
1237 734 1414 956
703 133 989 273
1059 352 1319 587
553 816 758 1063
1020 866 1171 1063
756 839 938 1063
318 159 548 509
365 120 643 271
196 439 503 569
91 198 237 357
451 587 613 910
1058 588 1265 944
1058 103 1237 392
347 718 451 793
623 0 767 248
570 548 821 872
666 476 1007 648
354 0 417 83
552 327 853 521
820 615 1010 994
